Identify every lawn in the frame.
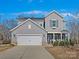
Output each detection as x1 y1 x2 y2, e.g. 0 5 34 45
46 46 79 59
0 44 14 52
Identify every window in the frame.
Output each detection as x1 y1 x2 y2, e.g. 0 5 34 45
47 33 53 39
55 33 61 39
50 19 58 28
13 34 15 37
40 24 42 26
52 21 56 27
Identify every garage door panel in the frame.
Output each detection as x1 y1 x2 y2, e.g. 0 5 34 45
16 35 42 45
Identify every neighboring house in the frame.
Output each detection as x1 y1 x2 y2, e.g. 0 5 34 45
10 10 70 45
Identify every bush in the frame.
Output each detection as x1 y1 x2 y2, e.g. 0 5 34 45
53 40 58 46
64 39 69 47
51 41 53 44
52 39 75 46
59 41 64 46
70 39 74 46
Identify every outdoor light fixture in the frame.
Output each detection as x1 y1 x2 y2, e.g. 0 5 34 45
28 24 31 29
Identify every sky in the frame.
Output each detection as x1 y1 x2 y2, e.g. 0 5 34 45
0 0 79 13
0 0 79 20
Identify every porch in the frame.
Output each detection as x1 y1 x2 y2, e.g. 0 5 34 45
47 32 70 44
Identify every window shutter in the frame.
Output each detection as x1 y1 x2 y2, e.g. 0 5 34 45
56 20 58 27
50 20 52 27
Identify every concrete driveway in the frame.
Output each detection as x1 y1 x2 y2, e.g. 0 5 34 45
0 46 54 59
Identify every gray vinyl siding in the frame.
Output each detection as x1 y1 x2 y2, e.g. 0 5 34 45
11 20 47 45
45 12 64 32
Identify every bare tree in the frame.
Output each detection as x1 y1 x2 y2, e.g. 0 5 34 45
67 13 79 45
3 19 17 30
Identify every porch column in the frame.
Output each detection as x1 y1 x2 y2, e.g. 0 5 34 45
61 33 62 41
53 33 55 40
68 33 70 42
51 33 53 41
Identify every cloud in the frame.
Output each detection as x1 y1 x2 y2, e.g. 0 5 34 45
26 10 48 14
61 13 78 19
18 0 44 3
76 13 79 18
11 10 48 16
18 0 33 3
28 0 43 3
11 11 79 19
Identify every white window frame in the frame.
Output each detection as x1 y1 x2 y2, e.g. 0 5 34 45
50 19 58 29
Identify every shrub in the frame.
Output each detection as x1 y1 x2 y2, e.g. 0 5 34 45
64 39 69 47
51 41 53 44
59 41 64 46
70 39 74 46
53 40 58 46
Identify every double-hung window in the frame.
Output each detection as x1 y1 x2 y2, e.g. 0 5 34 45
50 19 58 28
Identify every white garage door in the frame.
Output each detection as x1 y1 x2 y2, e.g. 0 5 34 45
16 34 42 45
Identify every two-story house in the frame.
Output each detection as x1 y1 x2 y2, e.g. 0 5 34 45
10 10 70 45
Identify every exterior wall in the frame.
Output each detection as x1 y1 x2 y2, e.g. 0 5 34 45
11 20 47 45
45 12 64 32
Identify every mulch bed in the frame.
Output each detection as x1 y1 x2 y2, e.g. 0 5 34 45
45 46 79 59
0 44 15 52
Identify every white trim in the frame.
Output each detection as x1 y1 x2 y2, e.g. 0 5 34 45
61 33 62 40
51 19 56 20
45 10 64 18
10 18 47 32
52 27 57 29
50 19 58 28
48 32 69 33
48 32 62 33
16 34 42 35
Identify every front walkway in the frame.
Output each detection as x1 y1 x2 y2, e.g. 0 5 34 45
0 46 54 59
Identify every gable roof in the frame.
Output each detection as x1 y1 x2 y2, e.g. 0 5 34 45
17 17 44 20
10 18 47 32
45 10 63 18
18 17 44 22
61 29 69 33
